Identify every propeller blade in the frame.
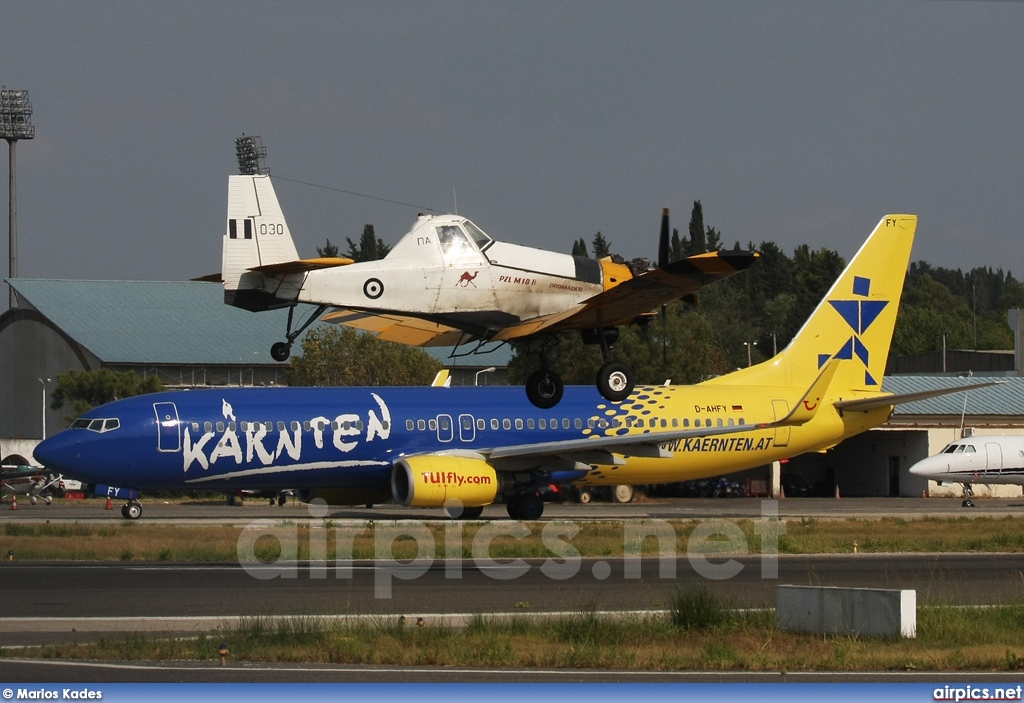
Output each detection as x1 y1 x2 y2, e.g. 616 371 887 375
658 208 670 267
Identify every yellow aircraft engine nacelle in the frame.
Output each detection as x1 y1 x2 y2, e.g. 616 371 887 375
392 456 500 508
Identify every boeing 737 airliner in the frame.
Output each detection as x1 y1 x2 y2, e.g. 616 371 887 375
34 214 989 519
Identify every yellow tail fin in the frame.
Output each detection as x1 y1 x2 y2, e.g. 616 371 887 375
711 214 917 391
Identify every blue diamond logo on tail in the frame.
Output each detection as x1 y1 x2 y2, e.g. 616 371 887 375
820 277 888 387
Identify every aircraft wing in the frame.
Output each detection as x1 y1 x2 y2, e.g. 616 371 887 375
321 308 472 347
487 359 838 464
492 250 758 340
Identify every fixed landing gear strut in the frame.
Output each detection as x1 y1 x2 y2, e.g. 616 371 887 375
525 348 564 409
591 327 634 402
523 328 635 408
270 304 329 362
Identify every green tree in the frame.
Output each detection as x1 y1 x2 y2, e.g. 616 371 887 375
687 200 706 255
591 232 611 259
571 237 589 257
317 239 341 258
51 369 164 426
345 224 391 262
287 327 442 386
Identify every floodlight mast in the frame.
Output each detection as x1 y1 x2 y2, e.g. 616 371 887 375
235 135 268 176
0 87 35 309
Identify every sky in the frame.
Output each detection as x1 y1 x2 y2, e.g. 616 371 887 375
1 0 1021 301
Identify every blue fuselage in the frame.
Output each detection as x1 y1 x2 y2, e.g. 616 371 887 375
34 385 620 494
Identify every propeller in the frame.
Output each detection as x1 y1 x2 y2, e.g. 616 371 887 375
657 208 671 366
658 207 670 267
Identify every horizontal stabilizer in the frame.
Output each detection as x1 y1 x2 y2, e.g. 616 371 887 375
249 257 355 274
833 380 1004 412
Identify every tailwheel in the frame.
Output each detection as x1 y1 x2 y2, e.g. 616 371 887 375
597 361 633 402
273 304 329 363
525 369 564 409
271 342 291 362
506 493 544 520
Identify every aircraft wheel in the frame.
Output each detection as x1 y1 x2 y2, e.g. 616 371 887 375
121 504 129 519
506 494 544 520
597 361 633 402
525 370 564 409
30 495 37 505
125 501 142 520
612 484 634 504
444 504 484 520
278 493 287 507
44 495 52 505
962 499 975 508
271 342 291 362
578 490 592 504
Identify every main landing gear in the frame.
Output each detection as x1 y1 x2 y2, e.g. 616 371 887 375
270 304 329 362
524 328 635 409
506 493 544 520
120 500 142 520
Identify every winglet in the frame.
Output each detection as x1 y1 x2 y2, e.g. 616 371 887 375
431 370 452 388
781 358 840 424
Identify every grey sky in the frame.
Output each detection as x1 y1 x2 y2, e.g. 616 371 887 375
2 0 1021 295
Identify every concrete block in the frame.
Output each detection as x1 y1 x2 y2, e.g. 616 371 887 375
776 585 916 638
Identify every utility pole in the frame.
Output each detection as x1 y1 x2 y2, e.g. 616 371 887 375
0 87 35 309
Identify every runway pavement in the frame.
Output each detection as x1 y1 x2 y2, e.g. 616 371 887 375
3 496 1023 682
2 495 1022 524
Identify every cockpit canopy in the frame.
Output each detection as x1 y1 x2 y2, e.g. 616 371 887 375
942 443 976 454
390 215 494 266
70 417 121 433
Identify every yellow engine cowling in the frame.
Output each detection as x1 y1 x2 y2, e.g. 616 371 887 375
392 455 500 508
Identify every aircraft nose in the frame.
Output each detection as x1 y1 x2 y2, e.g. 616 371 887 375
34 431 86 478
908 456 942 477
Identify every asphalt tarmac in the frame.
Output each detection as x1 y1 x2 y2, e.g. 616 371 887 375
2 495 1022 524
2 497 1022 683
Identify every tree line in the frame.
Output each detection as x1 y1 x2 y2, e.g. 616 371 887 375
50 205 1023 417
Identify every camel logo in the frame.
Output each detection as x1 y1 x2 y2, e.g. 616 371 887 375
457 271 478 288
818 275 888 386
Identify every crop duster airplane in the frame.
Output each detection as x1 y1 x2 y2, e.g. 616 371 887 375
909 435 1024 507
37 214 990 520
216 172 756 407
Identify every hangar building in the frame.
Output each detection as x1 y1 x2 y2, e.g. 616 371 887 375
0 279 509 447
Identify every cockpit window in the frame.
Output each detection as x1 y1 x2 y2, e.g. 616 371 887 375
964 445 976 453
435 224 484 265
462 220 493 251
71 417 121 433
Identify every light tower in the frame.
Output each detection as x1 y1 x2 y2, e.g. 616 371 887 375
0 87 35 309
235 135 268 175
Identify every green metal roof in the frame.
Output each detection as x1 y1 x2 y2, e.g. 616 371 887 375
8 279 512 368
884 375 1024 417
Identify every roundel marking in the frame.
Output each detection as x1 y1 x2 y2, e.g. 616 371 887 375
363 278 384 299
